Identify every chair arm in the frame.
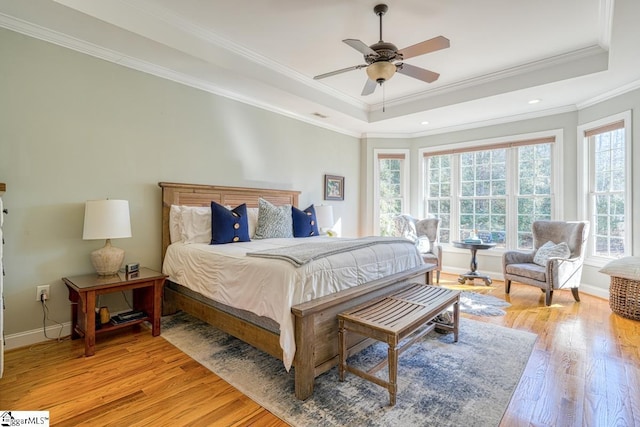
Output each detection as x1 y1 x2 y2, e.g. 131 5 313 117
502 250 535 265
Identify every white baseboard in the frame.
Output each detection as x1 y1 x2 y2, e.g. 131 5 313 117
5 322 73 351
443 267 609 300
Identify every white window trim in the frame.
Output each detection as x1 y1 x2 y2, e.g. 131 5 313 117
576 110 632 267
419 129 564 249
373 148 410 235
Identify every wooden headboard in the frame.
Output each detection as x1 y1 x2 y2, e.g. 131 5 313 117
159 182 300 261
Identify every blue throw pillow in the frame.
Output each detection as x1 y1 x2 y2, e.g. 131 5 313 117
210 201 250 244
292 205 320 238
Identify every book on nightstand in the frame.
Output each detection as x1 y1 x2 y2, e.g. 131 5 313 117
110 310 146 325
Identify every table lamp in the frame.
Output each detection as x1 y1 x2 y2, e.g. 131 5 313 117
83 199 132 275
315 205 335 235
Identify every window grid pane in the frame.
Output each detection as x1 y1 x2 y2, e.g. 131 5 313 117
379 158 404 236
458 149 507 247
590 129 626 257
424 155 451 243
516 143 553 249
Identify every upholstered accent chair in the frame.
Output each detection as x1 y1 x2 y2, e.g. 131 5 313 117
502 220 590 306
393 214 443 283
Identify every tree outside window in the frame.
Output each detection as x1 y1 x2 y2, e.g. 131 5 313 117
377 154 407 236
423 137 556 249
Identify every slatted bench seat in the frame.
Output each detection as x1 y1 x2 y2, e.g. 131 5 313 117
338 283 460 406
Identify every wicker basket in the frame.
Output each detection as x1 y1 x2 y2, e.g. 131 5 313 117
609 276 640 320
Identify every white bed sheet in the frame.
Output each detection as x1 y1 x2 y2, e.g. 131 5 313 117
162 236 423 370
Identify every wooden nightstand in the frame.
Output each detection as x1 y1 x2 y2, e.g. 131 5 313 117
63 267 167 356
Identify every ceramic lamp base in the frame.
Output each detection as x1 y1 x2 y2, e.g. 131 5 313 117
90 239 125 276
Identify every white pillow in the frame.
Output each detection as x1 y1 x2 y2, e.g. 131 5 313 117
180 206 212 244
533 241 570 266
599 256 640 280
169 205 183 243
247 207 259 238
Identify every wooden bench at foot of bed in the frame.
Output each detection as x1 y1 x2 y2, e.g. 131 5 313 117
338 283 460 406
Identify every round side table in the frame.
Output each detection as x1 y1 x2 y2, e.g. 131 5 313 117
452 241 496 285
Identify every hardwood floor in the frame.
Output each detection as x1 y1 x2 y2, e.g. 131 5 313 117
1 274 638 426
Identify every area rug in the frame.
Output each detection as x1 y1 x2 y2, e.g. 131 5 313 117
459 291 511 316
161 312 536 427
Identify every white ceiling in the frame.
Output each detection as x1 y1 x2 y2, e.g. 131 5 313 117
2 0 639 137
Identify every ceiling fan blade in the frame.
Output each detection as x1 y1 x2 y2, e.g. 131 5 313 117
398 36 450 60
397 63 440 83
361 78 377 96
343 39 378 57
314 64 367 80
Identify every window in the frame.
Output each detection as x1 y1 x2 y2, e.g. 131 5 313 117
516 143 553 248
424 154 452 243
422 134 559 249
578 112 631 262
374 150 409 236
459 149 507 246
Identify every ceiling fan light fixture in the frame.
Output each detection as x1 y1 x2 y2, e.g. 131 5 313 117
366 61 396 83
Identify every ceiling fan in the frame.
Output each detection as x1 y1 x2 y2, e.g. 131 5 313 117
314 4 450 96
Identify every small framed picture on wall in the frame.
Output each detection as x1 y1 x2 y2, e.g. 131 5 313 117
324 175 344 201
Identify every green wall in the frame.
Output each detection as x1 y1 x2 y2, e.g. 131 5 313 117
0 29 360 342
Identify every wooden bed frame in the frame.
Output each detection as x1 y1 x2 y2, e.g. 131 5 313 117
159 182 434 400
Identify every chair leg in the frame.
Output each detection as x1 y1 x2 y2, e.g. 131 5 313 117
505 279 511 294
436 270 440 284
571 287 580 302
545 289 553 306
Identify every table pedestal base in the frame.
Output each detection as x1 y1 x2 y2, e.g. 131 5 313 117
458 271 493 286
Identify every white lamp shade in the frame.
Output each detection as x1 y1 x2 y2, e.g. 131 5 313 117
83 199 132 240
315 205 334 230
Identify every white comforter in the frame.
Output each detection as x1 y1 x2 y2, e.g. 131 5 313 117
162 236 423 370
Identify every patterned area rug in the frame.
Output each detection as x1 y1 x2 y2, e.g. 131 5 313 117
459 291 511 316
161 312 536 427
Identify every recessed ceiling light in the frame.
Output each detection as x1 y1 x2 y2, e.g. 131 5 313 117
528 99 541 104
421 121 430 125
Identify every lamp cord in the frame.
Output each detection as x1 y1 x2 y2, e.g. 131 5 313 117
40 299 66 342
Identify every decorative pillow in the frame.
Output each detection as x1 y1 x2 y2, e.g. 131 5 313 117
246 207 259 238
533 241 571 266
416 236 431 254
210 201 250 244
180 206 212 244
599 256 640 280
393 214 417 243
254 198 293 239
292 205 320 238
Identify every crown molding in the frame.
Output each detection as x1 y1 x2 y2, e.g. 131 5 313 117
373 45 608 111
111 0 367 110
2 6 636 142
363 105 578 139
576 78 640 109
0 13 361 138
599 0 614 49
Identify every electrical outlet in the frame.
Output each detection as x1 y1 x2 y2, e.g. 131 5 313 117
36 285 50 301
